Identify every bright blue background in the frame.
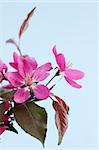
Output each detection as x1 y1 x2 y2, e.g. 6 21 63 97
0 1 98 150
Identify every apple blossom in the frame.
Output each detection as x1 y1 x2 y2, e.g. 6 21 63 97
53 46 84 88
5 52 52 103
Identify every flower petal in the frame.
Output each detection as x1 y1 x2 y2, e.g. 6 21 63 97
52 46 66 71
5 72 24 87
33 84 50 99
14 88 30 103
64 69 84 80
33 72 49 82
23 56 38 74
39 62 52 71
0 126 8 135
9 62 17 69
0 59 7 72
52 46 57 57
18 56 38 77
3 84 15 89
13 52 19 63
9 52 19 69
33 62 52 82
56 54 66 71
64 76 82 88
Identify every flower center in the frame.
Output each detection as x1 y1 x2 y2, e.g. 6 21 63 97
24 76 33 86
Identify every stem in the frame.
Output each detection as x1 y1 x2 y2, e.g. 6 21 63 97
17 39 22 56
17 42 22 56
46 70 60 86
17 46 22 56
33 96 54 102
46 74 56 86
49 96 54 101
49 84 56 90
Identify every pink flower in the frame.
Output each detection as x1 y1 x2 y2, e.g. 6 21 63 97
5 52 52 103
0 59 7 83
53 46 84 88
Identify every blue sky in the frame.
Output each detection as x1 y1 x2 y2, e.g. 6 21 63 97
0 1 98 150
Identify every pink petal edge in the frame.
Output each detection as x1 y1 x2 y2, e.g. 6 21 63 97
33 62 52 82
5 72 24 87
14 88 30 103
64 69 84 80
64 76 82 88
33 84 50 99
52 46 66 71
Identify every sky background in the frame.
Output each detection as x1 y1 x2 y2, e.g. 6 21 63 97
0 1 98 150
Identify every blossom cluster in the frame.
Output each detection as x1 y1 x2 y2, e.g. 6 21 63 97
0 46 84 134
0 7 84 145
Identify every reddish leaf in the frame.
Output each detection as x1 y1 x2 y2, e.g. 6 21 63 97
19 7 36 38
55 95 69 115
6 38 18 48
52 95 69 145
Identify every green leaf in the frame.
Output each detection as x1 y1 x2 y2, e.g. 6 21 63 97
7 124 18 134
0 102 5 122
13 101 47 146
0 88 15 100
